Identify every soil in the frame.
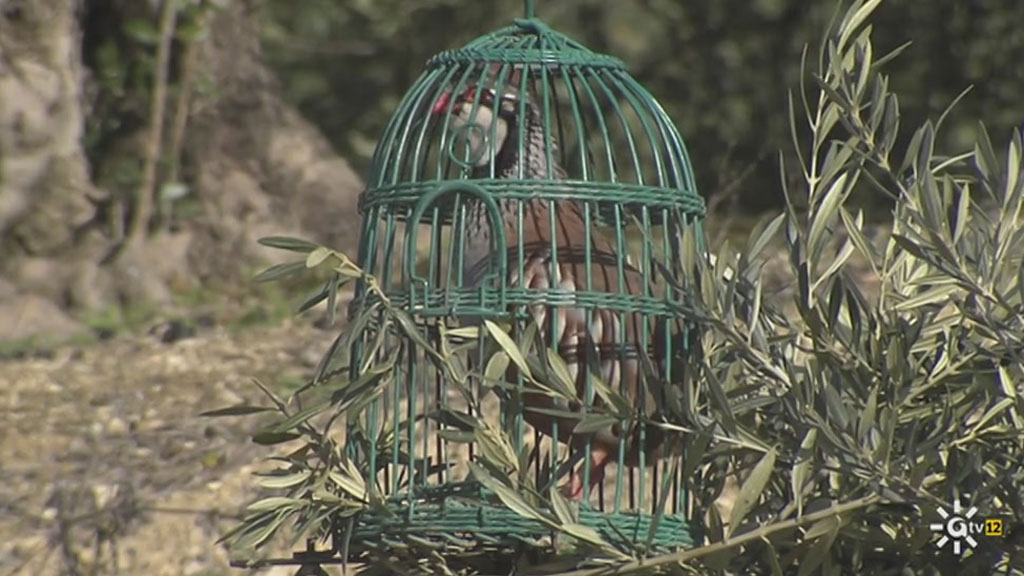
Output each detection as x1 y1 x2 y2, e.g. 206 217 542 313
0 317 333 576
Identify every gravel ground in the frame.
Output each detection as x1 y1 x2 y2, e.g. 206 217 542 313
0 319 330 576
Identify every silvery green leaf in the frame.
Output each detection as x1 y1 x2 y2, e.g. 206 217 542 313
727 447 776 537
681 427 714 483
746 213 785 261
484 320 533 381
791 428 818 516
328 460 367 500
797 516 840 576
951 185 971 245
803 515 840 541
475 423 519 474
857 385 879 443
549 488 575 525
560 523 625 558
158 181 189 201
246 497 303 513
436 429 474 443
588 373 632 417
268 402 331 433
573 414 618 435
443 326 480 341
764 537 785 576
229 509 290 551
253 260 307 283
258 236 320 254
1003 128 1023 211
469 463 543 522
812 239 854 292
200 404 274 417
258 470 312 490
892 284 957 312
484 351 510 384
295 279 332 314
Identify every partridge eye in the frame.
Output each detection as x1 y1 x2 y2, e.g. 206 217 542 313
479 88 497 104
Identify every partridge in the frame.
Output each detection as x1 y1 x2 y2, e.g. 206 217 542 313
432 66 673 500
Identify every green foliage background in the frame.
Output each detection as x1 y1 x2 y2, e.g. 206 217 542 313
258 0 1024 212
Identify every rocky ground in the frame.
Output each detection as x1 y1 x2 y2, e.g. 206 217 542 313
0 316 334 576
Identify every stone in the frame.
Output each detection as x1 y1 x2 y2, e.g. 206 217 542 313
0 294 89 344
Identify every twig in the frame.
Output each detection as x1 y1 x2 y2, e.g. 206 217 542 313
161 4 210 231
706 150 768 250
144 505 246 520
555 494 881 576
127 0 177 245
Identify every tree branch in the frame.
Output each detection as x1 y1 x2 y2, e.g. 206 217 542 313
128 0 177 244
554 494 881 576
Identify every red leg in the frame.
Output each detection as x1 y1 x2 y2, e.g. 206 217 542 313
560 450 612 501
586 450 611 499
561 473 585 500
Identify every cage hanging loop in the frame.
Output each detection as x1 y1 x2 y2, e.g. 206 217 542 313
447 123 491 171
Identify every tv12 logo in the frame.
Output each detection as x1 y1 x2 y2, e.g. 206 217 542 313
930 495 1004 555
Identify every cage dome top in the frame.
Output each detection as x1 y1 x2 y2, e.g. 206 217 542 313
427 16 628 71
362 1 704 224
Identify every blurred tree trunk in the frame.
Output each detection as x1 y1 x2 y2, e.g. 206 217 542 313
182 0 364 282
0 0 363 343
0 0 104 340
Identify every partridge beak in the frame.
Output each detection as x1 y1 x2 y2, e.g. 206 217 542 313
432 91 453 116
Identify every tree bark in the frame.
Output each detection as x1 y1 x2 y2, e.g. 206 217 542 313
0 0 364 343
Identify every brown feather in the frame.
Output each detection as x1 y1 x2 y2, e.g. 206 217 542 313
497 199 669 498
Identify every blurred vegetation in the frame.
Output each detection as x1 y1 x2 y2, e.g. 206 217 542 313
257 0 1024 213
82 0 216 243
74 0 1024 242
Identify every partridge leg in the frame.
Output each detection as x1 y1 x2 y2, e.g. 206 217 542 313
562 447 613 501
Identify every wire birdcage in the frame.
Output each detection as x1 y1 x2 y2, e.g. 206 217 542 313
280 1 705 571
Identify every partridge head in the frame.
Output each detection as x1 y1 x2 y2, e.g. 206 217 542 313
432 70 564 180
432 84 516 168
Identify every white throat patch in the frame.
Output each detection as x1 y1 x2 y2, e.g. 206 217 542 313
449 100 509 168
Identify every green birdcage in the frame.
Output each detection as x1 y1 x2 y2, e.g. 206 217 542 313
244 2 706 573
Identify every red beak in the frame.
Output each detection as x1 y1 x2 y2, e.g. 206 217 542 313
432 91 453 116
